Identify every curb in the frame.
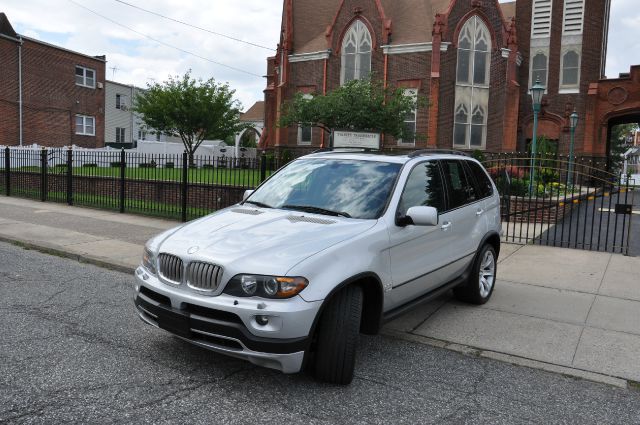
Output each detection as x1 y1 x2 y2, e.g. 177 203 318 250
0 235 136 275
381 328 631 389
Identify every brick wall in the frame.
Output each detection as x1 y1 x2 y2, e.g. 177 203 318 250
0 35 105 148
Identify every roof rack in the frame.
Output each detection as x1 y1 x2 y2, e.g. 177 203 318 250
407 149 469 158
310 147 378 154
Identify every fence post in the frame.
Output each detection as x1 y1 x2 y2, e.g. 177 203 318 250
260 151 267 182
119 148 126 213
40 147 47 202
66 148 73 205
4 147 10 197
181 151 188 222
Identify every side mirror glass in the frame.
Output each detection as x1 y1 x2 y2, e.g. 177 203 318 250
404 206 438 226
242 189 254 202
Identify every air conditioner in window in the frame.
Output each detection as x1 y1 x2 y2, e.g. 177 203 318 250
97 82 104 89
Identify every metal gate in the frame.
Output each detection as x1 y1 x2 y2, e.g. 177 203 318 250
483 154 636 255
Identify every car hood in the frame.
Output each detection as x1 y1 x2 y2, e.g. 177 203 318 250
157 206 377 275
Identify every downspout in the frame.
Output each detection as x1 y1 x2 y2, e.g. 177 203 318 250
321 55 328 148
18 36 23 146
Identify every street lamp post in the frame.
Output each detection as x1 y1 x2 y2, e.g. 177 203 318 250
529 79 545 194
568 110 579 187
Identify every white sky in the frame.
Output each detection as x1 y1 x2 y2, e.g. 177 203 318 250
1 0 638 110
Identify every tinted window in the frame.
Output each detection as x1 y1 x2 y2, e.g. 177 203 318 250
397 161 446 216
442 160 477 209
246 159 401 219
467 161 493 198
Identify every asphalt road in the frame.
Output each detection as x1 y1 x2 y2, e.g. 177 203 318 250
1 242 639 424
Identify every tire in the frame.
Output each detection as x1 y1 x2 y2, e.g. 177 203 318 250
312 285 363 385
453 244 497 305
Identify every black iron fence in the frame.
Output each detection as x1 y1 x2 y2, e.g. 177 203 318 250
481 152 636 254
0 147 284 221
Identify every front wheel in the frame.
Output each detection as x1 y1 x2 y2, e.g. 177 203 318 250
312 285 363 385
454 244 497 305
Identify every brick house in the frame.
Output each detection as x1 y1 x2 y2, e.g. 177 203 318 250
263 0 617 159
0 13 106 148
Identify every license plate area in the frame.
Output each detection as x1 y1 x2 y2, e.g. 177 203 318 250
157 308 192 338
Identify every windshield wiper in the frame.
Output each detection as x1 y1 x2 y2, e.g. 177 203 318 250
244 200 272 209
281 204 351 218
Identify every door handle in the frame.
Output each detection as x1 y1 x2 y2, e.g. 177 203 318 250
476 209 484 216
441 221 452 231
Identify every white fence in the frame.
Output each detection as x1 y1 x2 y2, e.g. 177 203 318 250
1 142 258 169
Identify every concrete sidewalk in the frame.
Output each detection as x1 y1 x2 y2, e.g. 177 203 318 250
1 196 639 388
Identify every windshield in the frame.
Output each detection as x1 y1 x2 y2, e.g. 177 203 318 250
245 158 402 219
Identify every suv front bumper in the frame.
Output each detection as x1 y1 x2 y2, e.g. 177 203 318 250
133 266 321 373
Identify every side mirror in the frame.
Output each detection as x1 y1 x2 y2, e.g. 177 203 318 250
242 189 254 202
403 206 439 226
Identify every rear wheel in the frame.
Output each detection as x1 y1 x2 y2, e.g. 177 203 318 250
454 244 496 305
312 285 363 385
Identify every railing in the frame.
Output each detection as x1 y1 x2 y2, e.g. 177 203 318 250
0 147 284 222
481 152 635 254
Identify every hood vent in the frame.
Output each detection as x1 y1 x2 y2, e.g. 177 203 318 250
287 215 336 225
231 208 263 215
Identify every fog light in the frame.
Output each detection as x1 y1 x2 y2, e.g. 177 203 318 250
255 315 269 326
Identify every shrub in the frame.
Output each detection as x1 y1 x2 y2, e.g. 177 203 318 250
82 163 97 168
165 162 174 169
202 164 214 169
110 161 123 167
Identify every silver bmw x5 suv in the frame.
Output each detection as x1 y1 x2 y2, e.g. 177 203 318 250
134 150 501 384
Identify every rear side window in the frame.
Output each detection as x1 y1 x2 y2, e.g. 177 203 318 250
467 161 493 198
397 161 447 216
441 160 478 209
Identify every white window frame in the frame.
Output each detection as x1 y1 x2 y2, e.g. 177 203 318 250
453 16 490 150
297 94 313 145
399 88 418 146
75 115 95 136
115 127 126 144
116 94 124 109
340 20 372 85
559 47 581 93
529 48 549 92
75 66 96 88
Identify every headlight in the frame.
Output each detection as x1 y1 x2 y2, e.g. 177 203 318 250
142 246 157 275
223 274 308 299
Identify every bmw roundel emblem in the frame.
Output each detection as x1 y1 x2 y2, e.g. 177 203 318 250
187 246 200 254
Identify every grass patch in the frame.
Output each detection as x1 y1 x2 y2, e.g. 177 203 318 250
14 166 272 185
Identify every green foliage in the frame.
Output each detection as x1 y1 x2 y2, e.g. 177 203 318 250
278 77 427 140
134 71 246 157
471 150 486 162
610 123 639 173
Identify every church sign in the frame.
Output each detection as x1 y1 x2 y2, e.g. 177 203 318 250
332 131 381 150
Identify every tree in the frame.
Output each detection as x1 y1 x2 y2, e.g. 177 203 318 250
134 72 245 163
610 123 639 173
279 77 426 141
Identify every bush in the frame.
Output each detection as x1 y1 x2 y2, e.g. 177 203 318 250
82 163 97 168
165 162 174 169
202 164 214 169
110 161 123 167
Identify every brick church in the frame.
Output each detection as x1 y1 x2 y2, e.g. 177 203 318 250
263 0 638 160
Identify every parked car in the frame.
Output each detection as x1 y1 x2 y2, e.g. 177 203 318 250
134 150 501 384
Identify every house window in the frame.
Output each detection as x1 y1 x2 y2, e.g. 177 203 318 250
453 16 490 149
75 66 95 88
341 20 372 85
561 50 580 89
116 94 124 109
563 0 585 35
399 88 418 146
75 115 95 136
137 129 147 140
530 51 548 87
116 127 126 143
